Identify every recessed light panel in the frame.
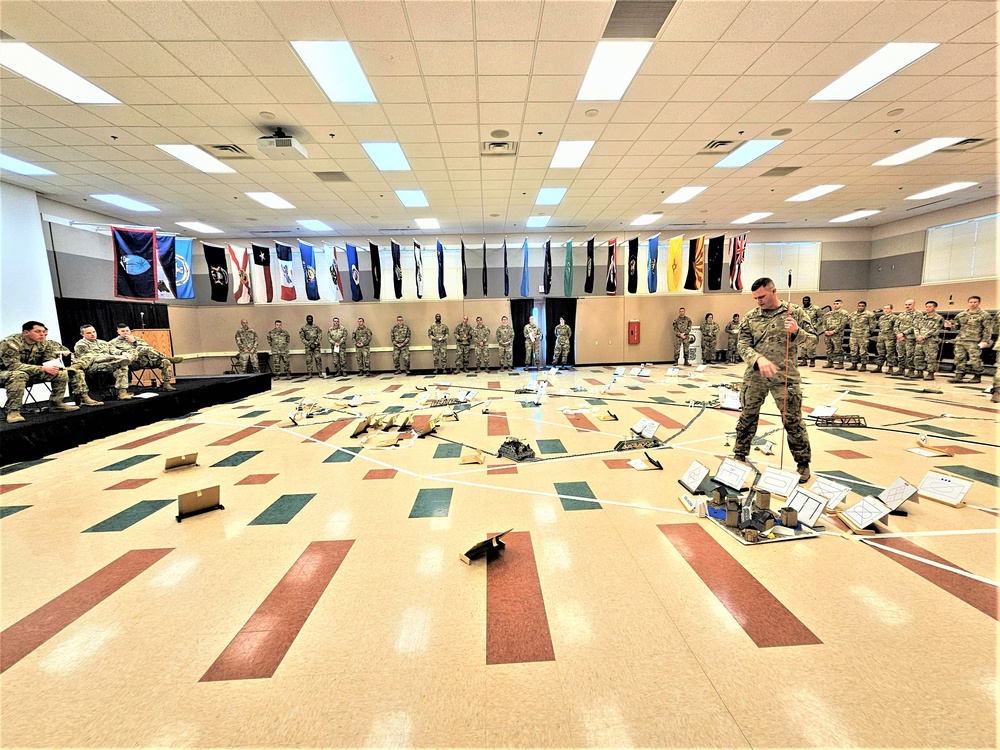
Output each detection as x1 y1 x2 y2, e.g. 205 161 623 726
715 140 782 168
662 186 706 204
362 142 411 171
631 215 658 226
297 219 333 231
577 40 652 101
396 190 429 207
830 210 880 223
905 182 977 200
550 141 595 169
291 41 376 103
526 216 550 228
156 145 236 174
873 138 966 166
536 188 567 205
732 212 773 224
415 218 440 230
90 194 159 212
0 153 55 176
176 221 222 233
0 42 120 104
810 43 939 101
245 192 296 209
786 185 844 202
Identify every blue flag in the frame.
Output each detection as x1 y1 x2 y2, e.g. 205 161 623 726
346 243 363 302
112 227 157 300
174 237 195 299
542 238 552 294
519 239 529 297
503 238 509 296
647 235 659 293
153 233 176 299
436 240 447 299
298 240 320 300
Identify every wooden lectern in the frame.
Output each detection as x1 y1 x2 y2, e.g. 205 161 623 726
132 328 174 386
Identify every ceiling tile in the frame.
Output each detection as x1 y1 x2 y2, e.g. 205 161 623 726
161 42 254 77
202 77 278 104
477 41 535 76
660 1 749 42
404 0 475 40
258 77 327 104
0 1 87 42
479 102 525 127
431 102 478 124
31 42 135 77
415 42 476 76
721 1 812 42
478 76 529 103
100 42 192 77
147 76 226 105
643 42 715 76
370 77 427 103
114 0 217 40
538 0 612 40
335 0 411 40
382 102 434 125
623 75 685 103
672 75 739 102
524 101 573 123
187 1 284 41
693 42 774 75
226 42 307 77
474 0 542 41
425 76 477 103
837 0 944 42
257 1 346 40
527 76 580 102
354 41 420 77
780 1 880 42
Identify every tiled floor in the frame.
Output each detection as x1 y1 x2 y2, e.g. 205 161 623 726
1 364 997 749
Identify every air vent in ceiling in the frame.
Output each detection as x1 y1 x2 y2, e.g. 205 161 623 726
313 171 352 183
546 225 588 231
481 141 518 156
603 0 677 38
760 166 802 177
378 228 417 235
249 229 297 236
906 199 951 211
940 138 993 152
696 140 738 155
205 144 253 159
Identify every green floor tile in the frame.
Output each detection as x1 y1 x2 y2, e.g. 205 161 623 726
83 499 172 532
96 454 159 472
934 464 1000 488
585 398 607 405
324 446 362 463
249 493 316 525
817 469 883 497
211 450 262 467
400 392 418 399
433 443 463 459
0 505 31 518
650 396 676 405
822 427 875 442
554 481 602 511
919 424 974 439
536 439 567 455
0 458 54 475
238 410 270 419
409 488 453 518
282 396 303 402
383 405 405 413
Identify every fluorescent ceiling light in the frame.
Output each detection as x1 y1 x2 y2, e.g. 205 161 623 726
577 40 652 101
830 210 880 223
362 142 411 171
245 192 295 209
297 219 332 232
291 41 376 103
536 187 567 205
732 212 773 224
786 184 844 202
176 221 222 234
0 41 120 104
156 145 235 174
395 189 428 208
811 42 939 101
415 218 440 230
631 215 658 226
662 186 706 204
550 141 594 169
90 194 159 212
873 137 966 166
526 216 550 228
715 140 782 168
906 182 977 200
0 153 55 176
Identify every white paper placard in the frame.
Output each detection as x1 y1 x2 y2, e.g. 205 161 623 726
756 467 800 498
809 476 852 510
785 486 826 528
917 471 972 506
713 457 753 491
878 477 917 511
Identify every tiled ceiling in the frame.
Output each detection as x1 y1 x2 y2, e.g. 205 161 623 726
0 0 996 238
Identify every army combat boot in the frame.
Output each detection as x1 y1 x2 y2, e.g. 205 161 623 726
922 372 935 381
118 389 133 400
5 409 24 423
797 465 811 484
949 372 966 383
49 401 80 412
77 393 103 406
845 363 856 371
968 375 982 384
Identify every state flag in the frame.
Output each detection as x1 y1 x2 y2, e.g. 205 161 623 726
605 238 617 296
482 239 488 296
706 235 726 291
112 227 157 301
203 243 230 303
251 243 273 302
299 240 321 301
626 236 638 294
154 233 176 300
346 244 363 302
584 236 595 293
275 242 297 301
174 237 195 299
436 240 447 299
460 239 468 296
729 234 747 291
563 239 573 296
390 240 403 299
647 235 659 293
684 235 705 291
227 244 252 304
414 240 424 299
542 238 552 294
369 241 382 300
519 239 529 297
503 238 509 296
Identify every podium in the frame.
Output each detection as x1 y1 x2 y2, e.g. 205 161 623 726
131 328 174 386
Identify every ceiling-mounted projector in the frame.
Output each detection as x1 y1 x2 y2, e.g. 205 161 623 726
258 128 308 160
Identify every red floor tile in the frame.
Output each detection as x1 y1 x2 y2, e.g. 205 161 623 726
488 381 501 389
844 399 933 418
112 422 201 450
603 459 632 469
209 420 280 446
104 478 156 491
826 449 870 459
363 469 397 480
564 412 598 432
487 464 517 475
585 378 604 386
304 419 352 443
634 406 684 430
938 445 984 456
383 384 401 392
273 388 304 397
327 386 351 395
236 474 278 486
0 484 29 495
487 412 510 437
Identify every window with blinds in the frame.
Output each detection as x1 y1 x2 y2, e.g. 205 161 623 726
923 213 998 283
741 242 821 290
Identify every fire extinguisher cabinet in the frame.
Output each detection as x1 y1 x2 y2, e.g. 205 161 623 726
628 320 640 344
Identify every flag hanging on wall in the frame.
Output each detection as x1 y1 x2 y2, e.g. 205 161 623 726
667 235 684 292
112 227 157 301
154 233 175 300
328 245 345 301
298 240 321 301
626 236 639 294
584 236 595 293
706 235 726 290
563 239 573 296
605 238 617 296
684 235 705 291
436 240 447 299
275 242 296 301
369 241 382 300
481 240 488 296
460 240 468 296
542 238 552 294
647 235 659 293
203 243 230 303
502 238 509 296
414 240 424 299
729 234 747 291
227 244 252 304
174 237 195 299
346 243 363 302
519 238 530 297
390 241 403 299
251 243 272 302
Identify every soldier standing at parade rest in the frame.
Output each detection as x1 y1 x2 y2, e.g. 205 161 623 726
353 318 373 377
235 319 259 374
911 301 944 381
453 316 472 373
472 317 491 373
672 308 692 364
523 316 542 370
893 299 918 376
75 324 131 400
300 315 324 378
267 320 291 379
1 321 87 423
846 300 876 372
553 317 572 367
496 316 515 373
391 316 411 375
735 277 817 484
328 317 348 377
946 295 992 384
990 312 1000 403
701 314 720 364
874 305 898 374
110 323 182 390
428 314 449 374
821 300 849 369
798 296 821 367
724 314 740 364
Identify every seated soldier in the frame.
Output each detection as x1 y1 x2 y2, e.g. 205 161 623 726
74 324 133 400
109 323 183 391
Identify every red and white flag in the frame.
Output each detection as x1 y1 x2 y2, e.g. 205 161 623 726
227 244 252 304
728 233 747 291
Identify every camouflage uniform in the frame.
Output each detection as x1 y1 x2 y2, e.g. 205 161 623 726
735 302 816 468
328 325 348 376
893 309 917 375
700 321 719 364
949 308 992 381
74 337 131 390
496 324 515 372
820 308 849 368
874 313 898 373
235 327 259 373
913 311 944 380
846 308 876 370
991 313 999 401
798 306 822 366
390 323 411 373
724 320 740 364
472 323 491 372
1 333 82 419
428 321 450 373
299 323 324 377
454 321 472 372
523 323 541 369
353 325 373 376
267 327 291 378
110 333 175 384
553 323 572 365
672 315 692 363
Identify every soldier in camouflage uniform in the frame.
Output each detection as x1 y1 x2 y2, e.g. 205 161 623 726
946 295 992 384
472 317 491 373
735 278 817 483
893 299 918 376
299 315 325 378
235 320 259 374
911 301 944 381
672 308 692 364
353 318 373 376
798 297 821 367
820 300 849 369
496 316 515 372
846 300 876 372
874 305 898 374
267 320 291 379
110 323 182 390
701 314 719 364
75 324 131 399
1 321 84 423
428 314 450 374
390 316 411 374
327 317 348 377
991 313 999 403
553 317 572 366
724 314 741 364
453 316 472 373
523 316 542 370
